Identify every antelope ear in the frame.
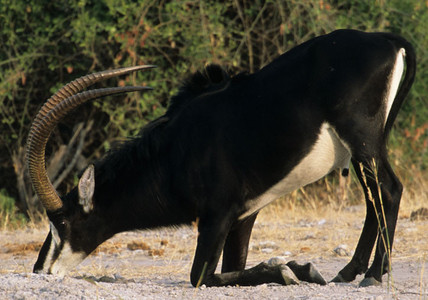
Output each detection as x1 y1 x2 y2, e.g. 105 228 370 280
78 165 95 213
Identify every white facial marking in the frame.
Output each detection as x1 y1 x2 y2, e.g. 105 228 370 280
49 221 60 245
384 48 405 125
37 233 57 274
239 122 351 219
49 241 86 276
39 224 87 276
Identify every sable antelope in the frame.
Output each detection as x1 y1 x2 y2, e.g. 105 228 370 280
27 29 416 287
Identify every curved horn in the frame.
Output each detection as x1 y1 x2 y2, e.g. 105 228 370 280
26 65 155 213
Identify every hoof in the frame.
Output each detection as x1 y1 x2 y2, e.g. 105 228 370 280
359 277 382 287
279 265 300 285
287 261 327 285
331 273 347 283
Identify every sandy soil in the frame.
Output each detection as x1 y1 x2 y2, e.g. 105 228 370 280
1 205 427 299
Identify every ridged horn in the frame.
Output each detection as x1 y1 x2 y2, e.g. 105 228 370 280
26 65 155 213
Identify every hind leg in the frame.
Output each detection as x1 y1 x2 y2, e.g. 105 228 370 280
332 159 379 283
332 151 402 285
360 155 402 286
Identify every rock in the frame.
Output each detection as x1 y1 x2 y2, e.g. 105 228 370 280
259 241 278 249
318 219 326 225
334 244 350 256
410 207 428 221
98 275 116 283
252 241 279 252
261 248 274 254
267 256 288 266
303 233 315 240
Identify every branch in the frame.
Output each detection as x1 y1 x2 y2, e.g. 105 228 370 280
53 120 93 189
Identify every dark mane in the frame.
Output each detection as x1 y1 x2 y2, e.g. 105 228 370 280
92 65 233 199
167 64 231 115
94 116 168 188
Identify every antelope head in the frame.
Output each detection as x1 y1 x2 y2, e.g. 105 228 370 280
27 65 154 275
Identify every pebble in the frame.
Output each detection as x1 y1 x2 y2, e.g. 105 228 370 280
262 248 274 254
333 244 350 256
267 256 288 266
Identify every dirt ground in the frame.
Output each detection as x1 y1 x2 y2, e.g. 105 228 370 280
0 204 427 299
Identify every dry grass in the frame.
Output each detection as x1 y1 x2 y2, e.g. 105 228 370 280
1 162 426 297
2 166 426 262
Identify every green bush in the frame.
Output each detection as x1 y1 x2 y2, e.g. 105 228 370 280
0 0 427 217
0 188 27 228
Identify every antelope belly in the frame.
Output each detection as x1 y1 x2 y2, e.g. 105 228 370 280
239 122 351 220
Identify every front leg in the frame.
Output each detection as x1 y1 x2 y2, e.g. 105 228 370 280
190 213 326 287
207 262 300 286
222 213 258 273
200 260 326 287
190 212 297 287
190 212 231 287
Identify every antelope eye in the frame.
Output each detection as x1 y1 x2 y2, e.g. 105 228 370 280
57 221 67 231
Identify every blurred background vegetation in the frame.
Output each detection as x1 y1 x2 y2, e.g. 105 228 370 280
0 0 427 226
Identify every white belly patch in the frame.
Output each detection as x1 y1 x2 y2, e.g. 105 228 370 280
239 122 351 219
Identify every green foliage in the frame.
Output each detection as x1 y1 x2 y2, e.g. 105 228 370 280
0 0 427 214
0 189 27 229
